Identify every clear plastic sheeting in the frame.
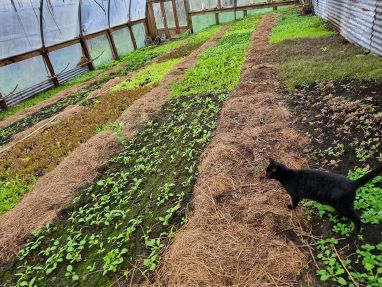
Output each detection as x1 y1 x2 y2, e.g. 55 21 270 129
49 44 84 75
0 0 41 59
81 0 109 35
132 23 146 49
130 0 146 21
189 0 219 11
109 0 131 27
176 0 188 27
192 13 216 32
221 0 234 8
219 11 235 23
236 10 244 19
164 2 176 28
87 34 114 68
238 0 267 5
42 0 80 47
153 3 165 29
0 55 49 95
247 7 272 15
113 28 135 56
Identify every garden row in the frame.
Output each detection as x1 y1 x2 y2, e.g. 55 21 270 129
272 10 382 287
0 26 222 217
0 15 261 287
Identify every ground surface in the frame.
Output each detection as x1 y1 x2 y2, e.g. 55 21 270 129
0 8 382 287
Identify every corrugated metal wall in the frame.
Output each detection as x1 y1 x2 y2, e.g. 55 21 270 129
314 0 382 56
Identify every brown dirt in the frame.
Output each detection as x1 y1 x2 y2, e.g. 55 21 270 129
0 27 228 264
148 15 309 287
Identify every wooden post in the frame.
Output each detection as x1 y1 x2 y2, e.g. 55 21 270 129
40 0 59 86
215 13 219 24
172 0 181 34
185 0 193 32
160 1 171 38
128 0 138 49
129 25 138 50
79 0 95 70
244 10 247 17
80 38 95 70
146 2 158 39
0 93 8 111
107 0 118 59
43 50 59 86
234 0 238 19
107 29 119 59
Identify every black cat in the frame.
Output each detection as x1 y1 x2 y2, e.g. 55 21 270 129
264 158 382 234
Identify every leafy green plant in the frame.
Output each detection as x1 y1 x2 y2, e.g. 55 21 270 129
112 58 182 92
171 16 260 97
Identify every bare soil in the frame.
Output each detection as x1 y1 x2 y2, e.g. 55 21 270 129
149 15 309 287
0 27 228 263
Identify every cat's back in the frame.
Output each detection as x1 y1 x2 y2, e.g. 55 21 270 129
300 169 352 185
297 169 354 198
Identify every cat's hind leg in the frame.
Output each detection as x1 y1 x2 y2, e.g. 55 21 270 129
335 204 361 235
288 196 300 210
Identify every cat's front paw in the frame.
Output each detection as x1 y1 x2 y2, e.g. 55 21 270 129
287 204 295 210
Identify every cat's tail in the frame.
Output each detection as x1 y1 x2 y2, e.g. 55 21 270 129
353 164 382 188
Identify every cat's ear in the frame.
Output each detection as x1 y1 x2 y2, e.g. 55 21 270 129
269 157 275 163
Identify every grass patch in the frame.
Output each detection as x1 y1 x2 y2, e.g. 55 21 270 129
112 58 182 92
272 9 382 90
275 37 382 90
170 16 261 96
0 93 228 286
270 10 335 44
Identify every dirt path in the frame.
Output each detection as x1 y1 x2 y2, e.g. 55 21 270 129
151 15 309 287
0 27 228 263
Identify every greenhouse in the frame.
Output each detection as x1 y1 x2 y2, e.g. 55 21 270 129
0 0 381 286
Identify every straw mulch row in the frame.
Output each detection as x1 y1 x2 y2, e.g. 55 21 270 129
149 14 310 287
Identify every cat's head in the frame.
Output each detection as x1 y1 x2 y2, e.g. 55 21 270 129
265 158 286 179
